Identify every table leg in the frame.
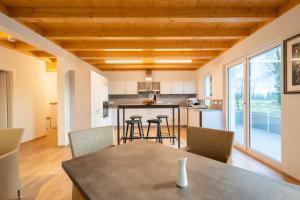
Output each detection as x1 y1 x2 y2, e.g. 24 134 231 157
178 108 180 149
117 108 120 145
123 108 125 142
172 108 175 145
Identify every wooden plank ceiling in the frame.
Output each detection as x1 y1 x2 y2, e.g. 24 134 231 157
0 0 299 71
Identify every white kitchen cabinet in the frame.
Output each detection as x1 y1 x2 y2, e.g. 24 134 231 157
108 81 115 95
187 108 223 129
108 81 137 95
125 81 138 94
114 81 126 94
160 81 173 94
172 81 184 94
183 80 197 94
187 108 200 127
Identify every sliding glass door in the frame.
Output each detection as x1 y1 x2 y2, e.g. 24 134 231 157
228 63 245 146
249 46 282 161
227 45 282 162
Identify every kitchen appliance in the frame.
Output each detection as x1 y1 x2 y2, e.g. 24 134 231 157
186 98 199 107
137 70 160 92
103 101 109 118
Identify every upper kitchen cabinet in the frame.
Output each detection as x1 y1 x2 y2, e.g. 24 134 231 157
109 80 138 95
108 81 115 95
160 81 173 94
113 81 126 94
160 80 197 94
183 80 197 94
172 81 184 94
125 81 138 94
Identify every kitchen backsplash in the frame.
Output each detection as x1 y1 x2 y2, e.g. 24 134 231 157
109 94 196 106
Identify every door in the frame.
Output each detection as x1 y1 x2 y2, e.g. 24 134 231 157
248 46 282 161
228 63 245 146
0 71 8 128
226 45 282 163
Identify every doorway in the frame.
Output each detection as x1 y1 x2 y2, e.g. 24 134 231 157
0 70 12 129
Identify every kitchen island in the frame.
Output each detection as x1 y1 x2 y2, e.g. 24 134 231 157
117 103 181 148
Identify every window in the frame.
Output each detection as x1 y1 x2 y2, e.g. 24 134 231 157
228 63 245 145
249 46 282 161
204 74 212 105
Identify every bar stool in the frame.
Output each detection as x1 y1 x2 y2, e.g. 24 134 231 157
130 115 144 138
146 119 162 143
124 120 143 143
157 115 171 141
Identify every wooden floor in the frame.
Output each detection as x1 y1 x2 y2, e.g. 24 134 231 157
19 128 299 200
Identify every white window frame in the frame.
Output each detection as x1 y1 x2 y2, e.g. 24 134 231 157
203 73 212 105
224 41 283 170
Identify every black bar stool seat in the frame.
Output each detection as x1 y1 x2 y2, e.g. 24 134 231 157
130 115 142 120
147 119 162 123
146 119 163 143
157 115 168 119
130 115 144 137
156 115 171 142
124 119 143 143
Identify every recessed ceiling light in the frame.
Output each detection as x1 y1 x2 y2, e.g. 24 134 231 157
104 49 143 51
154 59 193 64
154 49 193 51
105 60 144 64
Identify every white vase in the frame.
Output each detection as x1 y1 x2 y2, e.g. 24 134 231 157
176 157 188 188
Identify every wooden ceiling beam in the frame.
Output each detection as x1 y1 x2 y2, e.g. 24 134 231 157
61 40 232 51
279 0 300 15
44 28 249 40
0 2 9 15
33 51 56 58
95 64 202 71
10 7 277 23
15 41 36 51
72 51 219 59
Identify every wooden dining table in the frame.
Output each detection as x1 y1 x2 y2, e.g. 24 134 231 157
62 141 300 200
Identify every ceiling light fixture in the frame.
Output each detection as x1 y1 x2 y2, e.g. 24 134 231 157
104 49 143 51
105 60 143 64
154 49 193 51
154 59 193 64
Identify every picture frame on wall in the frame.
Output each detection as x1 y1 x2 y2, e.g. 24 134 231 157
284 33 300 94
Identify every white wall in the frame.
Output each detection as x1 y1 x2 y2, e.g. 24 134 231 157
103 70 197 81
196 5 300 180
0 46 48 142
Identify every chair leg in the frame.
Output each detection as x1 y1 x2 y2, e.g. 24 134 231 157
139 120 144 137
156 124 159 143
159 124 163 144
125 123 129 143
138 123 143 138
166 118 171 142
146 123 151 139
18 189 22 199
130 124 134 141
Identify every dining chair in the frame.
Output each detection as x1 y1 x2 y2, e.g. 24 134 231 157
0 128 24 200
68 126 114 158
69 126 114 200
186 126 234 163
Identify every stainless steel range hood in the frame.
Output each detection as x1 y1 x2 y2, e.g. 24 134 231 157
137 70 160 92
